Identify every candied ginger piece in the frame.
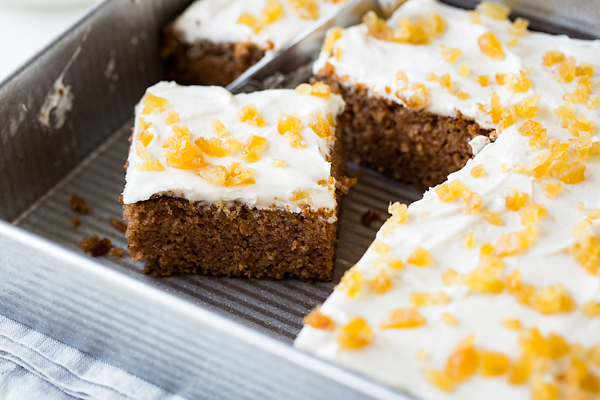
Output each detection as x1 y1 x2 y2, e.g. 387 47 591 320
495 225 538 257
289 0 319 20
518 120 547 149
363 10 394 41
141 93 169 115
262 0 284 24
338 269 364 298
196 163 228 185
553 162 586 185
408 246 432 267
507 18 529 46
554 56 577 83
505 187 530 211
138 128 154 147
479 351 510 377
436 179 471 202
489 91 504 124
464 232 477 249
322 27 344 55
504 71 532 92
470 165 486 178
514 95 541 118
484 211 503 226
477 75 490 87
240 135 269 163
290 189 313 203
476 1 510 20
380 307 426 329
506 270 576 315
571 219 600 275
136 146 165 171
308 111 333 139
369 268 394 294
295 81 331 99
587 95 600 110
337 318 373 350
502 318 522 330
211 119 229 137
540 180 563 199
237 13 262 33
461 264 505 294
543 50 565 66
195 137 242 158
393 14 445 45
478 32 505 60
371 240 390 254
411 291 450 307
165 110 180 125
239 104 267 127
163 125 204 169
442 313 458 326
458 64 470 77
520 203 548 225
583 301 600 318
463 192 482 215
226 162 256 187
439 45 462 63
303 308 335 330
519 327 569 359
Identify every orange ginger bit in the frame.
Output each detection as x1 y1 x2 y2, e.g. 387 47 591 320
476 75 490 87
439 45 462 63
408 246 432 267
240 135 268 163
506 270 577 315
457 63 470 77
554 56 577 83
463 192 482 215
554 101 577 129
552 162 586 184
479 350 510 377
518 119 547 149
289 0 319 20
411 291 450 307
564 356 600 394
261 0 285 24
476 1 511 20
195 137 242 158
531 378 559 400
494 225 539 257
446 335 480 383
587 95 600 110
338 268 364 298
385 258 404 270
542 50 565 66
478 32 505 60
589 345 600 368
520 202 548 225
295 81 331 99
470 165 486 178
336 317 373 350
239 104 267 127
135 146 165 171
519 327 569 359
496 73 507 85
489 91 504 124
507 17 529 46
165 110 180 125
400 83 430 109
504 70 532 92
502 318 522 330
211 118 229 137
497 106 516 134
237 12 263 33
196 163 228 185
570 219 600 275
484 211 504 226
226 162 256 187
455 91 470 100
334 47 343 62
371 240 390 254
442 313 458 326
290 189 312 203
322 26 344 55
505 187 530 211
303 307 335 331
380 307 426 329
138 130 154 147
506 355 531 385
308 111 333 139
575 62 594 77
393 14 446 45
442 269 459 286
514 95 541 118
570 136 600 162
141 93 169 115
540 180 563 199
564 76 593 103
469 10 482 24
369 268 394 294
362 10 394 41
460 264 505 294
583 301 600 318
163 125 204 169
435 179 470 202
389 202 409 225
464 232 477 249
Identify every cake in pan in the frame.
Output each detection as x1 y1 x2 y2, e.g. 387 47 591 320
122 81 348 279
162 0 350 86
295 0 600 398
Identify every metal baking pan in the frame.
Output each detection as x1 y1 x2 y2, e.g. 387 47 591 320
0 0 598 399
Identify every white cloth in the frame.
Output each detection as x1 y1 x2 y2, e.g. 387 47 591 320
0 315 186 400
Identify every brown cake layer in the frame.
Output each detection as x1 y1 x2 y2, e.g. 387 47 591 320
162 23 267 86
124 198 338 280
319 70 494 190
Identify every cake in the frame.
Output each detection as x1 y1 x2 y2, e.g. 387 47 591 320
295 0 600 398
122 81 348 279
162 0 350 86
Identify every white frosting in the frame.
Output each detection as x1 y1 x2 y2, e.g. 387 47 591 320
173 0 347 52
123 82 345 215
296 0 600 398
468 135 490 155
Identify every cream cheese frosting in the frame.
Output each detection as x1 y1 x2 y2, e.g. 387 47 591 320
122 82 344 215
173 0 349 53
296 0 600 398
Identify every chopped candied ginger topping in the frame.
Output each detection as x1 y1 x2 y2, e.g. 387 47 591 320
463 192 482 215
196 163 228 185
411 291 450 307
137 118 153 146
322 27 344 55
442 269 459 286
519 327 569 359
336 318 373 351
141 93 168 115
583 301 600 318
507 17 529 46
371 240 390 254
553 56 594 83
240 135 268 163
369 269 394 294
564 76 593 103
289 0 319 20
502 318 522 330
380 307 426 329
385 202 409 228
442 313 458 326
499 71 532 93
211 119 229 138
460 258 505 294
308 111 333 139
457 64 470 77
505 270 576 315
363 10 445 45
554 102 597 138
239 104 267 127
514 95 541 118
479 350 510 377
477 75 490 87
277 113 306 148
295 81 331 99
455 91 470 100
478 32 505 60
570 219 600 275
165 110 180 125
489 91 504 124
439 45 462 63
483 211 503 226
495 225 539 257
237 13 262 33
464 232 477 249
476 1 511 20
470 165 486 178
196 162 256 187
338 269 364 298
520 202 548 225
290 189 313 204
195 137 242 158
519 120 547 149
135 147 164 171
424 335 478 392
588 95 600 110
426 73 453 91
303 308 335 330
505 187 530 211
469 10 482 24
540 180 563 199
408 246 432 267
436 179 471 202
542 50 565 66
262 0 285 24
163 125 204 169
397 83 430 110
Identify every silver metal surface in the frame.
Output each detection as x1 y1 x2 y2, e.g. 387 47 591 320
0 0 598 398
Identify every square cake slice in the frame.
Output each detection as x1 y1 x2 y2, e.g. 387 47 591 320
122 81 347 280
162 0 349 86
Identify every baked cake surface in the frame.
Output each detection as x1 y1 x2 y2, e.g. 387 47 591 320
295 0 600 398
163 0 350 85
122 81 346 279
